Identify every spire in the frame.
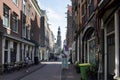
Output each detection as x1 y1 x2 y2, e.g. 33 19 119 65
57 26 61 48
58 26 60 31
57 26 61 36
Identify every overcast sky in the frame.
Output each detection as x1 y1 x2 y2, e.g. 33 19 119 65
37 0 71 46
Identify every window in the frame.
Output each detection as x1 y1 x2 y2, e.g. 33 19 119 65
106 18 114 33
12 12 18 32
88 39 96 65
22 23 26 38
27 27 30 40
5 40 8 49
23 0 26 14
4 51 8 63
3 5 10 28
90 0 94 15
106 18 115 77
13 0 18 5
28 5 31 19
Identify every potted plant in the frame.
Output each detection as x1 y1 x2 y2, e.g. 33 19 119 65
86 64 98 80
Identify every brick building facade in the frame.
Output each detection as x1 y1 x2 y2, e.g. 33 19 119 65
0 0 42 72
66 5 73 49
40 10 50 61
69 0 120 80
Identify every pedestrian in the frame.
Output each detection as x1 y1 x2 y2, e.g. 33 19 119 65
69 53 72 64
62 53 68 69
25 56 30 72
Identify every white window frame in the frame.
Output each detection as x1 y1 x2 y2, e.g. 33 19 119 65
104 16 115 80
28 5 31 19
3 5 10 29
23 0 26 14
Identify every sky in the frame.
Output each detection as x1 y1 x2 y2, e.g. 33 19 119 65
37 0 71 46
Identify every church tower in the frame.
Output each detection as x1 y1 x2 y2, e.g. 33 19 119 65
57 26 61 49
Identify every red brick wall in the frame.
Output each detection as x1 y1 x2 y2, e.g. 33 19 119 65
0 0 42 64
30 6 41 44
94 0 98 9
0 0 22 38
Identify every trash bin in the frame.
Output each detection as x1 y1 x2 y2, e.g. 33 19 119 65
79 63 90 80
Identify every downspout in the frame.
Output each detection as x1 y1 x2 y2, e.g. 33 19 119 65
80 33 82 63
114 10 120 80
98 19 104 80
104 19 107 80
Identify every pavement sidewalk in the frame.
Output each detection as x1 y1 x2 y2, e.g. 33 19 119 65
0 64 46 80
61 64 81 80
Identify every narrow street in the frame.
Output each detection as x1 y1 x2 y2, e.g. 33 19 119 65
0 62 80 80
0 0 119 80
1 62 62 80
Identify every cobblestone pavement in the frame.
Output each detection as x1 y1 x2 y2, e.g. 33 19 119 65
20 62 61 80
0 62 81 80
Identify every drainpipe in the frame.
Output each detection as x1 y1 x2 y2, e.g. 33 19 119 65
114 10 120 80
104 19 107 80
80 33 82 63
77 37 79 62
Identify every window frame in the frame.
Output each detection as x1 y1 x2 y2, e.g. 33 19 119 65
87 37 96 64
12 12 18 33
23 0 26 14
28 5 31 19
3 5 10 29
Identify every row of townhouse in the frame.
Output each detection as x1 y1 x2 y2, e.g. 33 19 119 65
40 10 55 61
66 5 73 51
67 0 120 80
66 5 73 62
0 0 54 72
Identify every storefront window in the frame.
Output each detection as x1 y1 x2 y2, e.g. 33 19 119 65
4 51 8 63
88 38 96 65
106 18 115 78
11 42 17 63
4 40 8 63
